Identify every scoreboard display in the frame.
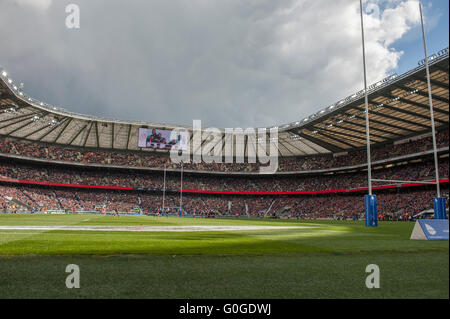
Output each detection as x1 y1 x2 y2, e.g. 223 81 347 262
138 128 189 151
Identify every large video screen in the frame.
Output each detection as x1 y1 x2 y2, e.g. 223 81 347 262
138 128 189 151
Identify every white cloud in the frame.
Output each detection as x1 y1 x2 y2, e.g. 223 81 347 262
13 0 52 10
0 0 428 128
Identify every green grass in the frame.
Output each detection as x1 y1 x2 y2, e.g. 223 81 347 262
0 214 448 298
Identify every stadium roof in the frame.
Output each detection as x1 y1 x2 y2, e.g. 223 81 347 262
0 48 448 158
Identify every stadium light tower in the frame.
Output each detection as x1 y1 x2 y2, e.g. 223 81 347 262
359 0 377 227
419 2 446 219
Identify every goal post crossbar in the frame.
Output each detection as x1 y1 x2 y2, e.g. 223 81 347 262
371 179 438 185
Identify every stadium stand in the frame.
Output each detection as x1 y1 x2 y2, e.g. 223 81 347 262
0 155 448 192
0 129 448 172
0 49 448 219
0 134 449 218
1 184 448 220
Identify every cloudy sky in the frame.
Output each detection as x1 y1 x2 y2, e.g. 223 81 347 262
0 0 448 128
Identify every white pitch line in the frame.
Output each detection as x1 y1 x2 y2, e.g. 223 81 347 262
0 225 314 233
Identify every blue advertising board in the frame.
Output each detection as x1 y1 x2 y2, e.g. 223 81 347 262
411 220 449 241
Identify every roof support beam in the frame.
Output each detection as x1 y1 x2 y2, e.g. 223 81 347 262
6 111 49 135
277 140 295 157
7 119 37 135
371 99 428 120
95 122 100 148
0 101 29 112
313 130 359 148
398 97 448 117
351 113 417 134
317 122 387 140
52 118 73 143
194 134 209 157
0 112 36 125
126 124 132 150
281 134 308 156
37 118 69 141
0 114 36 130
315 127 370 144
221 132 228 156
247 135 263 159
293 130 345 153
23 123 54 139
68 122 89 145
201 132 224 160
412 76 449 90
339 117 403 137
243 135 248 159
368 109 431 130
275 142 283 159
368 101 447 126
111 123 115 149
431 64 449 73
297 139 323 154
398 96 448 116
390 88 449 109
82 121 94 147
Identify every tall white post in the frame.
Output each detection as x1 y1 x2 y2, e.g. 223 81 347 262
420 2 441 198
359 0 373 195
162 166 166 212
180 163 183 213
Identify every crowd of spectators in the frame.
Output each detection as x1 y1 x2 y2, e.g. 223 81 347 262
0 130 447 173
1 184 448 220
0 130 448 219
1 158 448 193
